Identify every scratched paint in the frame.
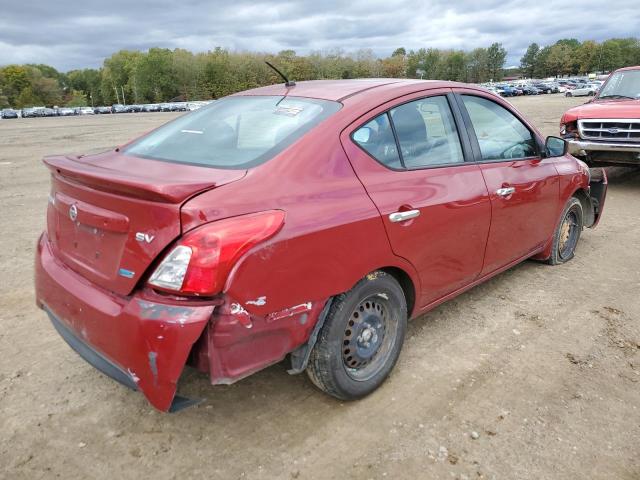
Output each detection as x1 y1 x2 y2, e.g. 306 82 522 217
266 302 313 323
136 299 195 325
230 303 252 328
127 368 140 383
246 296 267 306
148 352 158 384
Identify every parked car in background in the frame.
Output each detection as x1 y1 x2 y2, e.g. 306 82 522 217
75 107 94 115
35 79 606 411
566 84 598 97
496 85 517 97
532 83 554 94
42 108 57 117
159 103 172 112
171 103 188 111
57 107 76 116
94 106 111 114
22 108 38 118
1 108 18 119
111 104 127 113
187 102 207 111
507 85 524 96
561 65 640 166
518 84 540 95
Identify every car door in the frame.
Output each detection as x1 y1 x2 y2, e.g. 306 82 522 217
453 90 560 275
341 91 491 307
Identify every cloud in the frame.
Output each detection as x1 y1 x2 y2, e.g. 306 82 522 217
0 0 638 71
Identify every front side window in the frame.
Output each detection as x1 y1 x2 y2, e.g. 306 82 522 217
125 96 341 169
461 95 536 161
390 96 464 168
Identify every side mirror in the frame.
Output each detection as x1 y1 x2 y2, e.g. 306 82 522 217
353 126 372 144
545 136 567 157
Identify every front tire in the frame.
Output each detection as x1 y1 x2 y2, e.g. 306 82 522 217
546 197 583 265
306 271 407 400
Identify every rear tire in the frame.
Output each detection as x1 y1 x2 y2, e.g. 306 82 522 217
545 197 583 265
306 271 407 400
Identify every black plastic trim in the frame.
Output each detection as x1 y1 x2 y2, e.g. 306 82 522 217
287 298 334 374
45 306 138 391
44 306 200 413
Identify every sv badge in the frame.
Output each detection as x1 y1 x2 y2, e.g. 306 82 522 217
135 232 155 243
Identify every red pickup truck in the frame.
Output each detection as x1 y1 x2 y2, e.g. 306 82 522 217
561 66 640 166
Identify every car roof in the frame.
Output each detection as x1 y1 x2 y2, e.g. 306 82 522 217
613 65 640 73
233 79 462 102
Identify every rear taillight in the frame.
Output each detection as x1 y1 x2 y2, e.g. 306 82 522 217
148 210 285 296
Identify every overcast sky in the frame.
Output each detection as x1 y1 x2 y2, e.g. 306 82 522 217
1 0 639 72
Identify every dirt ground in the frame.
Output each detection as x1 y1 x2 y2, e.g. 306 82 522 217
1 95 639 480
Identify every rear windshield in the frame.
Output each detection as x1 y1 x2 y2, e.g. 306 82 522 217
124 96 341 168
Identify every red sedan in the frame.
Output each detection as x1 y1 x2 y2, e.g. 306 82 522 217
35 79 607 411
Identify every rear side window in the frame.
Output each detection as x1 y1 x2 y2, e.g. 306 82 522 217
390 96 464 168
352 113 401 168
124 96 341 168
461 95 536 161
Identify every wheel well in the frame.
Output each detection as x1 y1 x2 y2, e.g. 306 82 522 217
380 267 416 317
572 188 594 227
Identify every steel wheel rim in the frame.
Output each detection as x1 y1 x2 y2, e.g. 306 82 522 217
558 209 579 260
342 295 398 382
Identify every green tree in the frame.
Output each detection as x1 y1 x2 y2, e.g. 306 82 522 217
534 46 552 78
576 41 598 74
65 90 88 107
486 43 507 81
467 48 489 83
547 44 573 76
520 43 539 78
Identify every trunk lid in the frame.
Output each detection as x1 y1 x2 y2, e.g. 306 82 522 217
44 151 246 296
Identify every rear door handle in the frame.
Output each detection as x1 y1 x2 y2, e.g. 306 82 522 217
389 210 420 223
496 187 515 197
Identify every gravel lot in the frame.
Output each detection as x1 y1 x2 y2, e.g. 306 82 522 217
1 95 639 480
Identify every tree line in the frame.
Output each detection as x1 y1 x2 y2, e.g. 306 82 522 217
0 37 638 109
520 38 640 78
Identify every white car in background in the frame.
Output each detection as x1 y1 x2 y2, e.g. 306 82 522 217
187 101 207 111
566 83 599 97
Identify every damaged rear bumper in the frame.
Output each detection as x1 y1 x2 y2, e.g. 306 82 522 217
35 233 214 412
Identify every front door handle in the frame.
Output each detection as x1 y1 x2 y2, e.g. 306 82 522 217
389 209 420 223
496 187 516 197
